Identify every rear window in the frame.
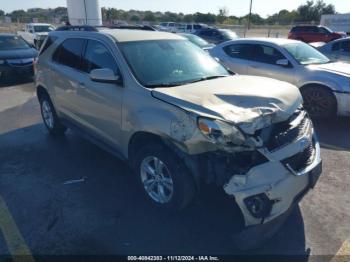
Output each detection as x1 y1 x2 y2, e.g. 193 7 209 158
39 36 58 56
52 38 86 70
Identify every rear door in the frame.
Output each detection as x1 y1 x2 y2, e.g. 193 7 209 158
50 38 87 123
77 39 124 148
218 43 254 74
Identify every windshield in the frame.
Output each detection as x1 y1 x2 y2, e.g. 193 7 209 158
220 30 238 39
0 35 30 50
283 42 330 65
34 26 54 33
180 34 210 48
119 40 229 87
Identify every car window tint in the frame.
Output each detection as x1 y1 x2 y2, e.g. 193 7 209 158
39 36 58 56
52 38 85 70
341 41 350 52
193 25 201 30
82 40 119 74
199 30 212 36
253 44 286 64
186 25 192 29
223 44 254 60
332 42 340 51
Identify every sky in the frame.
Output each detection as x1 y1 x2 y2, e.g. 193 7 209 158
1 0 349 18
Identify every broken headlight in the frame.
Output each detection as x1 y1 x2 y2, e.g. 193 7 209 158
197 117 246 146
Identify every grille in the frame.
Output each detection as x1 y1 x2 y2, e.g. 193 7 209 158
263 109 312 151
281 141 316 173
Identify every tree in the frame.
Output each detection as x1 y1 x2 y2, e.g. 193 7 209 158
144 11 156 22
130 15 140 22
297 0 335 22
0 10 5 17
217 7 229 24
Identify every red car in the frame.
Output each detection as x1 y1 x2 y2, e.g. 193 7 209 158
288 25 346 43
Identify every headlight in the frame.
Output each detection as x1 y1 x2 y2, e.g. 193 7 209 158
0 60 5 65
197 117 246 146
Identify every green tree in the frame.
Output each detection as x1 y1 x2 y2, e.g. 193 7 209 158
217 7 229 24
0 10 5 17
297 0 335 22
130 15 140 22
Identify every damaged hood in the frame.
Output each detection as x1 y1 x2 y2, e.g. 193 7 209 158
306 62 350 78
152 75 302 134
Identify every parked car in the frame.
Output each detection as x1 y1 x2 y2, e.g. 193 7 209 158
18 23 55 49
159 22 184 33
178 33 215 50
210 38 350 118
195 28 238 44
35 29 321 241
315 37 350 63
0 34 38 81
183 23 209 33
288 25 346 43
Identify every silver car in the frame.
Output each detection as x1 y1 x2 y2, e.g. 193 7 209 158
210 38 350 118
35 29 321 236
316 37 350 63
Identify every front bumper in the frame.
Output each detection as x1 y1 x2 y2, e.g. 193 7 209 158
0 63 34 80
224 133 321 227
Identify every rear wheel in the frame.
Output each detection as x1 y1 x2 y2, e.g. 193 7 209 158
301 85 337 118
133 143 196 211
39 93 67 135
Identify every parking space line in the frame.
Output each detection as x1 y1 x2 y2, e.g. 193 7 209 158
332 239 350 262
0 196 34 262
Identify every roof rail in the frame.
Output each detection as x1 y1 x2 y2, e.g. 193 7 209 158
55 25 98 32
105 25 157 31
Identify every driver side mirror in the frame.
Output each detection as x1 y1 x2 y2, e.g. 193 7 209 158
90 68 122 85
276 59 290 67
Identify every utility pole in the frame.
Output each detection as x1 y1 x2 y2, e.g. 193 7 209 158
247 0 253 30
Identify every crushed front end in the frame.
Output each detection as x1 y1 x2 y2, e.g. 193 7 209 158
197 108 322 227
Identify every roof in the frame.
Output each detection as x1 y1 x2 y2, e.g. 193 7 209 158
27 23 52 26
99 29 184 42
229 37 301 46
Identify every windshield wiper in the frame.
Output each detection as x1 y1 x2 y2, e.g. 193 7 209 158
188 75 228 84
144 82 184 88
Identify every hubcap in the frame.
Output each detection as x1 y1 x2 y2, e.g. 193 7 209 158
140 156 174 204
42 100 54 129
304 90 330 116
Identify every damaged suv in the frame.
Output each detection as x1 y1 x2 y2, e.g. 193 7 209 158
35 28 322 232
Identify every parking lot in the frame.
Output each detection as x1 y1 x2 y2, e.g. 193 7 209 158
0 80 349 259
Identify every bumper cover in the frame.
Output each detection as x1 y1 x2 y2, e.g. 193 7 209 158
224 133 321 227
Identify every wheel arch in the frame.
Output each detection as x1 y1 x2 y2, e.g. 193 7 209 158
128 131 201 189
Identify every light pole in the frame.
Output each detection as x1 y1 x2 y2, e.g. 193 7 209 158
247 0 253 30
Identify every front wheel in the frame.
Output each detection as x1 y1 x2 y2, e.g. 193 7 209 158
133 143 196 211
301 86 337 118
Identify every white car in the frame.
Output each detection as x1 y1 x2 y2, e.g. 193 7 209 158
18 23 55 49
210 38 350 118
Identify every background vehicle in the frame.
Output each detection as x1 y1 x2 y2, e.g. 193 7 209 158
316 37 350 63
159 22 185 33
178 33 215 50
210 38 350 118
183 23 208 33
17 23 55 49
35 28 321 237
0 34 38 81
195 28 238 44
288 25 346 43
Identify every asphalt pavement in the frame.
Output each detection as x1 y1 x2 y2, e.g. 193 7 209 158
0 81 349 259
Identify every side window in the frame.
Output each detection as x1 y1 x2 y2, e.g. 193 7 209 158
200 30 212 36
341 41 350 52
223 44 254 60
253 45 286 64
39 36 58 56
186 25 192 30
82 40 119 74
332 42 340 51
52 38 85 70
193 25 201 30
318 27 329 34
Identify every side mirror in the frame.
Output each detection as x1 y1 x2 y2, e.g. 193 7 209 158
90 68 121 84
276 59 290 67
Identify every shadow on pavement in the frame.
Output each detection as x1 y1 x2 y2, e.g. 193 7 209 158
313 117 350 151
0 77 33 88
0 123 308 255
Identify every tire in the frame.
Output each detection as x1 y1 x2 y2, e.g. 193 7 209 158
39 93 67 136
301 85 337 118
133 142 196 211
